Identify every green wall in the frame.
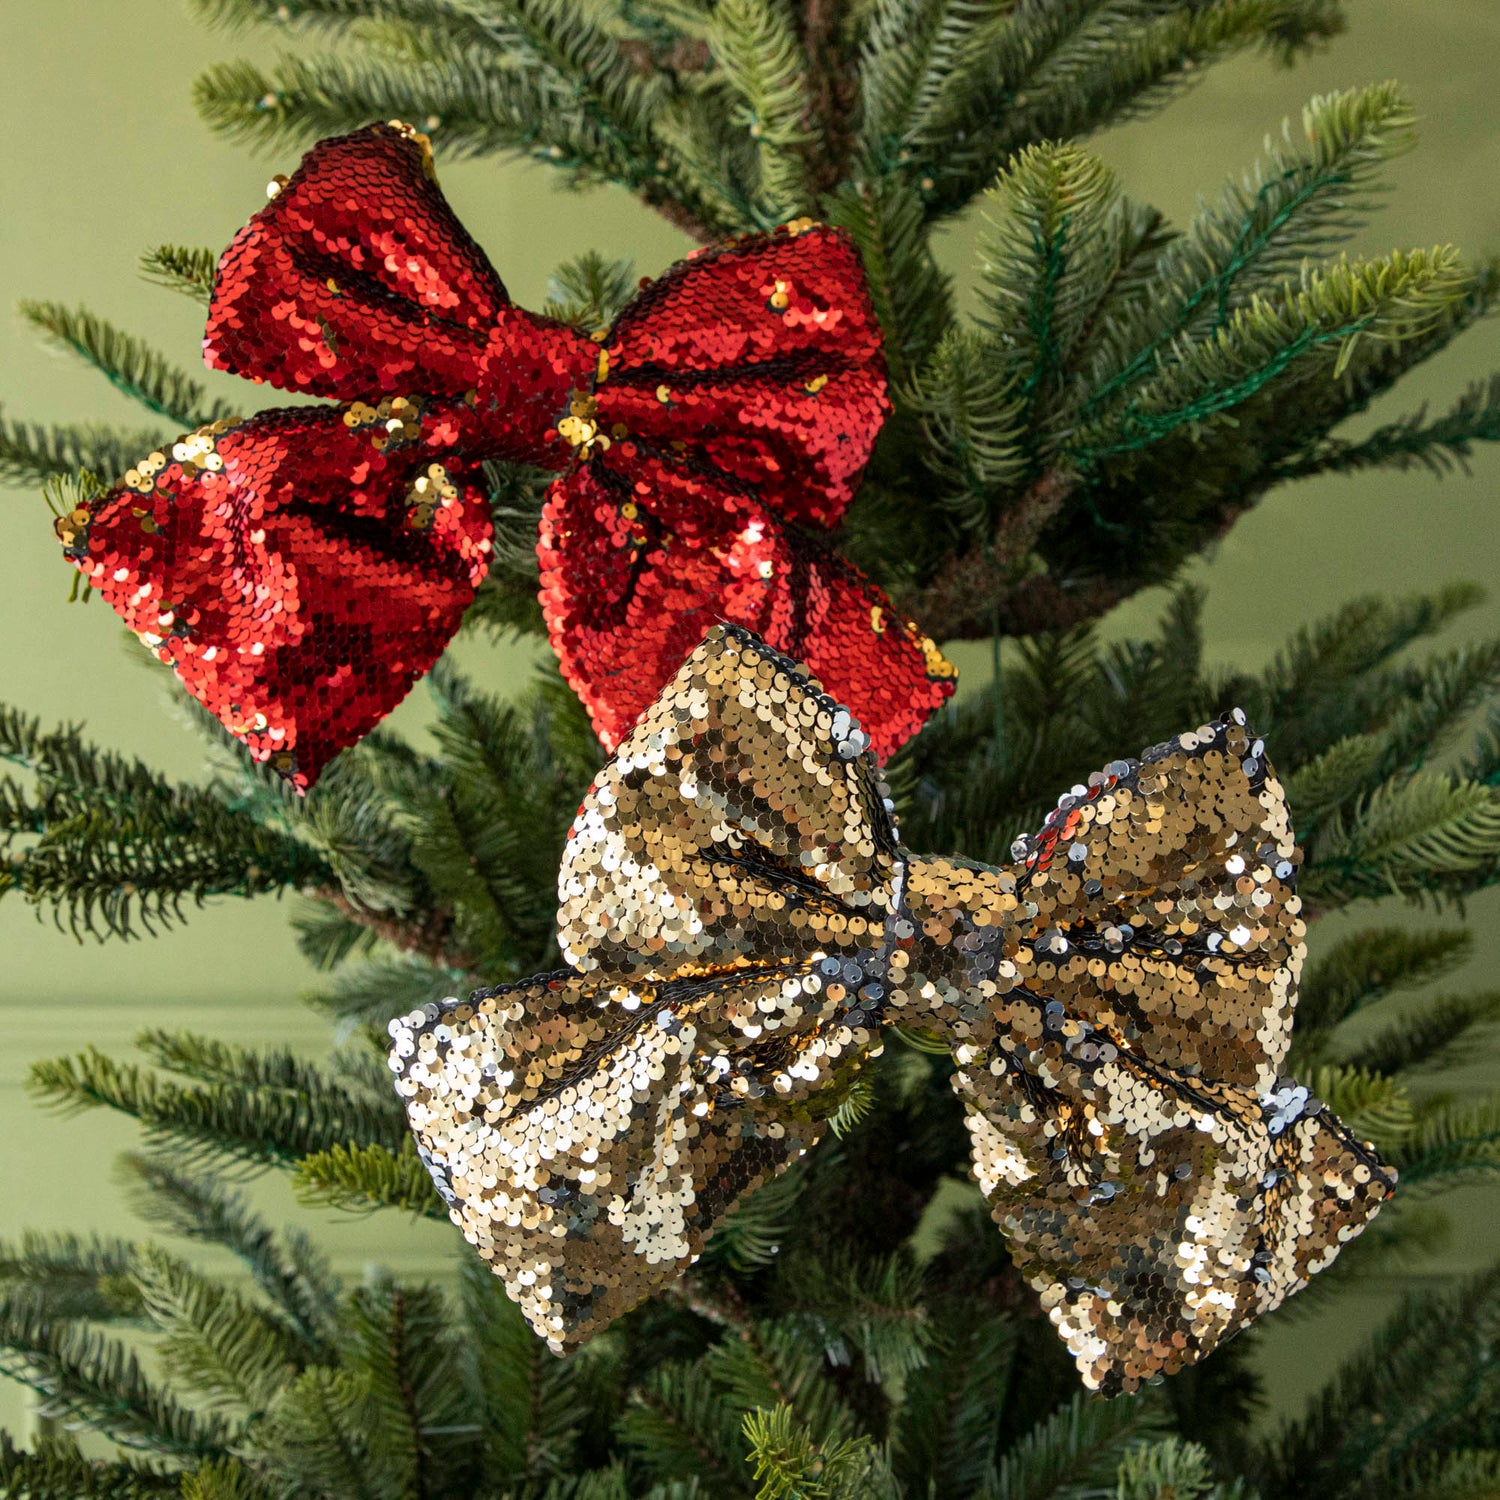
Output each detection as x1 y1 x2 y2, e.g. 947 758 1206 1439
2 0 1497 1445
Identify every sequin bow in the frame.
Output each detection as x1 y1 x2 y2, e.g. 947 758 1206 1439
391 625 1395 1393
56 121 953 789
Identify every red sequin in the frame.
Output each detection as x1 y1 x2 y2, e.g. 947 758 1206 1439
62 123 955 786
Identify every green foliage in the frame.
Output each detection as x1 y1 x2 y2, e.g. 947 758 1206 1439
0 704 334 940
544 251 639 332
1252 1265 1500 1498
0 409 166 488
16 301 235 428
407 663 601 977
119 1154 341 1352
743 1406 896 1500
138 245 222 305
0 1291 230 1460
291 1139 447 1215
1288 371 1500 479
981 1391 1168 1500
0 1231 145 1323
28 1034 409 1173
1290 921 1472 1042
0 1431 181 1498
706 0 810 224
131 1247 305 1415
1394 1098 1500 1194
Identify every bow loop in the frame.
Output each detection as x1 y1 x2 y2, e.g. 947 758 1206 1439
594 224 888 530
205 122 511 401
64 403 491 786
557 625 901 980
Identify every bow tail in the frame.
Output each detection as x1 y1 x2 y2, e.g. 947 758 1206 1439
952 1028 1392 1393
392 960 876 1351
539 467 955 757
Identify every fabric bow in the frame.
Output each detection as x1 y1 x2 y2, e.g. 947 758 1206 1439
391 625 1395 1394
56 122 954 788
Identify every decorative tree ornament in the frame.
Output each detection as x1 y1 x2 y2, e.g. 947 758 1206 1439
56 122 954 789
391 625 1396 1393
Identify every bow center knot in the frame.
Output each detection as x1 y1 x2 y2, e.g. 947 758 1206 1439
557 392 608 459
475 310 599 469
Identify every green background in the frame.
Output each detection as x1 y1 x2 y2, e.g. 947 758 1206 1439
1 0 1497 1444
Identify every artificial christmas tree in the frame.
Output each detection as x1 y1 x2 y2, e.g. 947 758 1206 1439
2 0 1500 1495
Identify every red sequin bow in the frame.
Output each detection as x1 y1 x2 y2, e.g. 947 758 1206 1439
56 122 955 788
393 626 1395 1391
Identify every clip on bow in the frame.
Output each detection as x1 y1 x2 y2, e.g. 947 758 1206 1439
391 625 1395 1394
55 122 954 789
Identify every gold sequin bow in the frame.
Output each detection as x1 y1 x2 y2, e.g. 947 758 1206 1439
391 625 1395 1393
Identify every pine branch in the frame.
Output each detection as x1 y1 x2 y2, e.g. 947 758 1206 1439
190 0 520 53
904 467 1075 638
707 0 812 223
138 245 221 305
16 302 235 427
779 1251 932 1388
343 1279 474 1492
406 666 599 978
0 1432 183 1499
192 34 728 240
291 1140 448 1216
1395 1450 1500 1500
543 251 639 332
119 1153 341 1352
1301 770 1500 907
856 0 980 170
980 1390 1168 1500
1256 1264 1500 1498
825 178 955 386
257 1366 396 1499
0 1230 145 1323
306 953 469 1031
1 703 333 941
180 1458 281 1500
620 1362 754 1494
132 1247 304 1417
1250 584 1485 759
1342 990 1500 1077
1079 246 1472 462
893 1312 1018 1496
914 0 1349 221
0 1290 231 1461
1114 1438 1230 1500
969 144 1132 474
693 1310 857 1454
458 1257 586 1484
906 329 1028 530
1292 925 1471 1037
0 408 167 488
742 1406 897 1500
1282 372 1500 479
1393 1099 1500 1194
1088 82 1418 409
28 1045 409 1174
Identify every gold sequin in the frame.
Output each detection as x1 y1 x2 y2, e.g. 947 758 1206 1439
393 626 1395 1393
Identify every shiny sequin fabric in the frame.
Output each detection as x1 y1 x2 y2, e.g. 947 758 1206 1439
392 625 1396 1393
58 123 953 787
